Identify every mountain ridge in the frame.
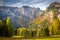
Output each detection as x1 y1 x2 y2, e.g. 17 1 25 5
0 6 42 28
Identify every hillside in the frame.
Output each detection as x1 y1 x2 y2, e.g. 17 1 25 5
0 6 42 28
29 2 60 28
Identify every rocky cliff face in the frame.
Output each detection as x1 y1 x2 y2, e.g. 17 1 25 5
0 6 42 28
29 2 60 28
47 2 60 22
0 2 60 28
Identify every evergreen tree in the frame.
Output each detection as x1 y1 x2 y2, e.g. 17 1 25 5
0 17 15 37
6 17 15 37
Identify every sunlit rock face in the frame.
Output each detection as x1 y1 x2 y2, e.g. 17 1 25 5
47 2 60 22
57 14 60 21
49 10 54 22
0 6 42 28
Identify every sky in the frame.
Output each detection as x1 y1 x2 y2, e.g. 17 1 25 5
0 0 60 10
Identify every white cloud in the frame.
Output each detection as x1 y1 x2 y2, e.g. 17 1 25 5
29 2 49 10
5 1 49 10
3 0 60 10
30 0 41 3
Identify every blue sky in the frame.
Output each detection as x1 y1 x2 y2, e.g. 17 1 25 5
0 0 60 10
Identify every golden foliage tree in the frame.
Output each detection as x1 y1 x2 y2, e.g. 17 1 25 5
49 18 60 35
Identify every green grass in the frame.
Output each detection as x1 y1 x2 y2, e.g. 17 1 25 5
1 35 60 40
0 37 60 40
12 36 24 38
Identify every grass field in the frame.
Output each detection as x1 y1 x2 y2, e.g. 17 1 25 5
0 37 60 40
1 35 60 40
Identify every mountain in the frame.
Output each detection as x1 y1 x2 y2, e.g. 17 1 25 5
0 6 42 28
47 2 60 22
47 2 60 11
28 2 60 28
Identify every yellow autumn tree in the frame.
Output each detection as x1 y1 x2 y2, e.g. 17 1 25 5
49 18 60 35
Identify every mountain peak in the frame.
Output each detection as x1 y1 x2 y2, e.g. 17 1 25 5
51 2 60 5
50 2 60 6
47 2 60 11
23 6 31 8
0 5 42 28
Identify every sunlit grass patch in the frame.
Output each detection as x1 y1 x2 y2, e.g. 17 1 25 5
12 36 24 38
0 37 60 40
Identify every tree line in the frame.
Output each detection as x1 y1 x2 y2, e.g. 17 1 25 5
0 17 60 38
